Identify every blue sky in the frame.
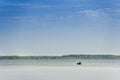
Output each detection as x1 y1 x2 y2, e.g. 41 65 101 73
0 0 120 55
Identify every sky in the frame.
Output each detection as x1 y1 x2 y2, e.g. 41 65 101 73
0 0 120 56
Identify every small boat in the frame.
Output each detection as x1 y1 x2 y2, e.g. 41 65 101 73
77 61 82 65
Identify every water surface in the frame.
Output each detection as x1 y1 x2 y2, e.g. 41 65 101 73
0 59 120 66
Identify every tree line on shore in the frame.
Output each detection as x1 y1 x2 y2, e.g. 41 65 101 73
0 54 120 60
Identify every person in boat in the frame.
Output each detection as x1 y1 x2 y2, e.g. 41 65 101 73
77 61 82 65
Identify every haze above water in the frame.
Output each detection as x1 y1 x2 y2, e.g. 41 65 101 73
0 59 120 66
0 66 120 80
0 59 120 80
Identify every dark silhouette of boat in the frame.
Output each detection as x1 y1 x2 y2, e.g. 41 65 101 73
77 61 82 65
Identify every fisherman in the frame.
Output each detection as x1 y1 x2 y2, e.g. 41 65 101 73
77 61 82 65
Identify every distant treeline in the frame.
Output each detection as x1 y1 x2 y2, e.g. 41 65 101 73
62 54 120 59
0 54 120 60
0 56 60 60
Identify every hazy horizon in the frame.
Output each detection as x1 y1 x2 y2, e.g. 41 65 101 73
0 0 120 55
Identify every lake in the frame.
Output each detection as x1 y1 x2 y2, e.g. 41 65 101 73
0 59 120 80
0 59 120 66
0 66 120 80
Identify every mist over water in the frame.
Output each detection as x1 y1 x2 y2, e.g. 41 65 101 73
0 59 120 67
0 59 120 80
0 66 120 80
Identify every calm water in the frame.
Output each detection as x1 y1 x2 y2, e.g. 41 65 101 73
0 59 120 80
0 59 120 66
0 66 120 80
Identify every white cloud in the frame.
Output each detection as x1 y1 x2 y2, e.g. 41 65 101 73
79 9 109 17
112 9 120 13
0 2 50 9
80 8 120 16
13 16 33 19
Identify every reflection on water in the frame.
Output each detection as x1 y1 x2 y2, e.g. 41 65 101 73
0 59 120 66
0 60 120 80
0 66 120 80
